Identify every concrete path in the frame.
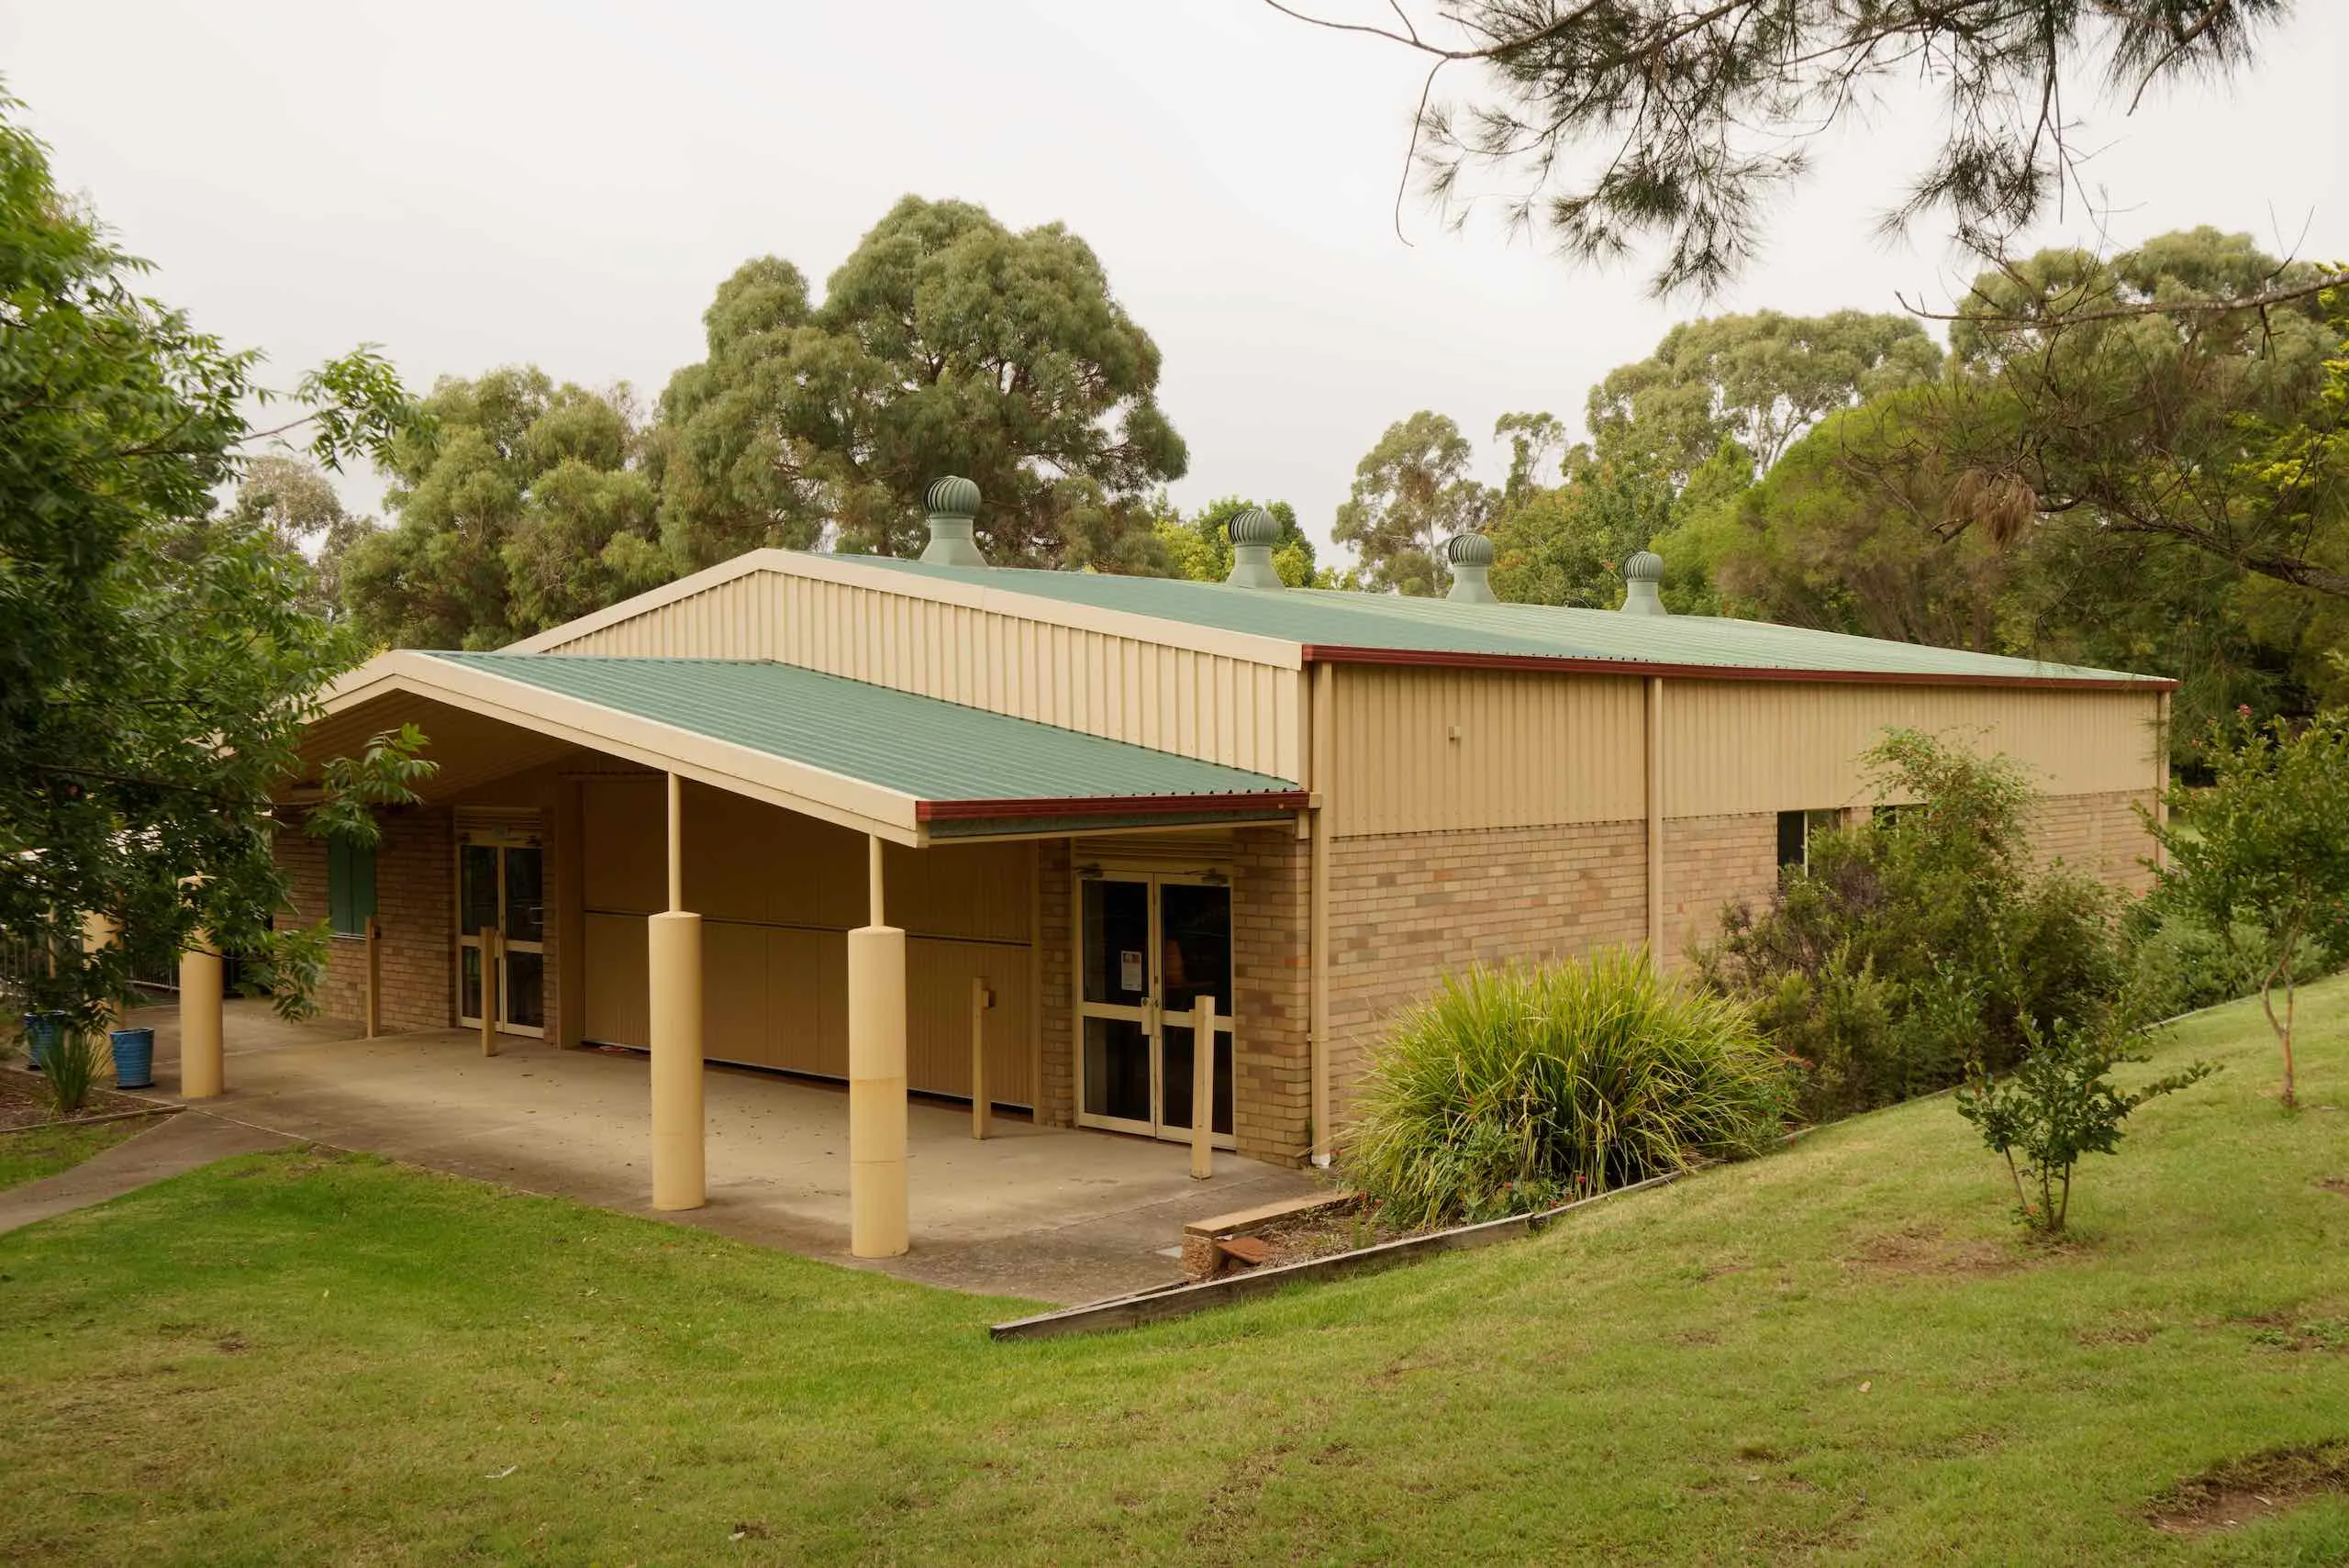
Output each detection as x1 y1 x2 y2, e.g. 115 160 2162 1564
107 1001 1324 1304
0 1110 293 1236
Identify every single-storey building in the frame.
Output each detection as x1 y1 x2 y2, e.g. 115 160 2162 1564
196 484 2169 1256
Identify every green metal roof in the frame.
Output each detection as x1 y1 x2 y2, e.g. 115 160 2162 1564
425 652 1304 829
846 557 2168 686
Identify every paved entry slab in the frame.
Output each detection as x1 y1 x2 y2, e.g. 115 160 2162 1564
122 1002 1324 1304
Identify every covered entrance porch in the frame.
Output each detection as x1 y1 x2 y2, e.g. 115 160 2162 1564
193 649 1315 1266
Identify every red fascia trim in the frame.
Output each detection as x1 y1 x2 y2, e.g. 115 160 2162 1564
918 791 1309 822
1297 643 2178 693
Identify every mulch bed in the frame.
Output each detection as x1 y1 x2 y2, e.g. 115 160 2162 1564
1240 1197 1423 1268
0 1069 157 1133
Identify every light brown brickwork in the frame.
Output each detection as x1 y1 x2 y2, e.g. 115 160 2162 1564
276 806 453 1032
1229 828 1310 1164
1661 812 1782 964
1036 838 1074 1128
1326 820 1648 1126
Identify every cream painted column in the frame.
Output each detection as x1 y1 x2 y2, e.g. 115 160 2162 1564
849 834 909 1259
179 929 225 1099
648 773 706 1212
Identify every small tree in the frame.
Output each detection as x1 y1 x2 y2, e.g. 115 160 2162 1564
2150 710 2349 1108
1955 1018 2214 1236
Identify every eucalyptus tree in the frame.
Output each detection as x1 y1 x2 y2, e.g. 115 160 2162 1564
1334 411 1494 595
654 196 1188 571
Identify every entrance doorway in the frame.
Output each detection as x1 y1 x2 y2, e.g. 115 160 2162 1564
457 832 545 1037
1076 872 1234 1146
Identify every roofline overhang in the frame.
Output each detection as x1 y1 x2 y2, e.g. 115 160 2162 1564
1297 643 2177 693
317 651 930 844
917 790 1310 824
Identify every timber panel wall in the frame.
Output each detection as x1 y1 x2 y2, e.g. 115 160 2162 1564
540 568 1305 780
578 776 1037 1104
1329 666 2164 837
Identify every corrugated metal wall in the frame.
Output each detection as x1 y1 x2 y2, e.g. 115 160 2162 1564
579 776 1036 1105
1330 666 1647 836
1330 665 2163 836
539 569 1305 781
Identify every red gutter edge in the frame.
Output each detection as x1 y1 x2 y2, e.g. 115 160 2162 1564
1297 643 2178 693
918 791 1309 822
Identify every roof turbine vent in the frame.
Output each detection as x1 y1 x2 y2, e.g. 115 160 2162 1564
1620 550 1667 616
1444 531 1496 603
1224 506 1286 590
919 475 987 567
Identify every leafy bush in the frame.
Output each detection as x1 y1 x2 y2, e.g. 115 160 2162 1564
1343 950 1795 1229
1698 729 2128 1121
2149 709 2349 1107
1954 1015 2215 1235
2121 902 2328 1021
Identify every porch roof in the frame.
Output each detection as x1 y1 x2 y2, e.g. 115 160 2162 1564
317 651 1306 843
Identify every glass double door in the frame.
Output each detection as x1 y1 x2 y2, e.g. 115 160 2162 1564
1078 873 1234 1146
458 838 545 1036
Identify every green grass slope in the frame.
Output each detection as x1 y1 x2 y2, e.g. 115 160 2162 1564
1 983 2344 1565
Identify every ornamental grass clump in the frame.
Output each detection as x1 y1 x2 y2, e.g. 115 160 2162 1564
1343 950 1795 1229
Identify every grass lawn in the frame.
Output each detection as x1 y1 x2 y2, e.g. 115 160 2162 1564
0 1118 145 1193
1 985 2345 1565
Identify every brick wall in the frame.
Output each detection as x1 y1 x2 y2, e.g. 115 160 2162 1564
1326 820 1649 1124
1661 812 1782 963
275 805 452 1032
1230 828 1310 1164
1036 838 1074 1128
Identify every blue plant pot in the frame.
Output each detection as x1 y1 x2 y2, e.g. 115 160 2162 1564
109 1026 155 1090
19 1011 66 1073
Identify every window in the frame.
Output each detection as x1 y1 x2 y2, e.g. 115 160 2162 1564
327 836 376 937
1776 809 1844 872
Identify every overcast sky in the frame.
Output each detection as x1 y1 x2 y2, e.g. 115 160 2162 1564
6 1 2344 558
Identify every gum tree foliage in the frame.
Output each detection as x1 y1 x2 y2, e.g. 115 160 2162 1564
2148 709 2349 1108
1689 234 2349 741
653 196 1187 572
1271 0 2300 298
224 456 376 619
1334 411 1495 595
337 368 667 650
0 97 430 1034
1157 496 1320 587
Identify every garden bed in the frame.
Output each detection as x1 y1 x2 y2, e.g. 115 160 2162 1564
0 1068 159 1133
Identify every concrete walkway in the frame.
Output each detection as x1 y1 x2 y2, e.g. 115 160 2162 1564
0 1110 292 1236
105 1001 1322 1304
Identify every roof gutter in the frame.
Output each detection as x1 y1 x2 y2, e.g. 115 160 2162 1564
918 790 1310 823
1297 644 2177 693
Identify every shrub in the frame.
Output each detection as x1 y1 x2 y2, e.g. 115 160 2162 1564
41 1026 105 1117
1343 950 1795 1229
1954 1015 2216 1235
2148 709 2349 1107
2121 902 2329 1021
1698 729 2128 1121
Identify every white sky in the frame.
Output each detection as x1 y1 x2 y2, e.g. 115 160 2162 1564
5 1 2344 560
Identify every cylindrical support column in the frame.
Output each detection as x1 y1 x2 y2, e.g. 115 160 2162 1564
179 932 225 1099
969 975 991 1142
81 912 121 1034
647 910 706 1212
849 921 909 1258
1190 994 1216 1181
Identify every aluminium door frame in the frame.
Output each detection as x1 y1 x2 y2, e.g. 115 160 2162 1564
1071 864 1238 1150
454 824 547 1039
